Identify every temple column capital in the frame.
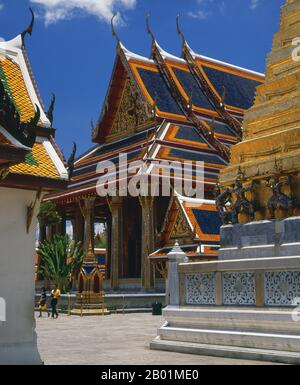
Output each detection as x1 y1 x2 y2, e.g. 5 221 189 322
138 195 154 209
107 195 123 211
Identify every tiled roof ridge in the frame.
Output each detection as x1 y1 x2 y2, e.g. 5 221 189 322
123 40 264 78
21 46 46 113
50 135 66 164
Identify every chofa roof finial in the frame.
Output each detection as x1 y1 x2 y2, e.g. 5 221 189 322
67 142 77 180
46 93 56 127
146 14 156 44
176 14 186 47
111 13 121 45
21 7 35 46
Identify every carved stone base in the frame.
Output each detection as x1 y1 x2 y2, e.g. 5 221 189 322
220 216 300 260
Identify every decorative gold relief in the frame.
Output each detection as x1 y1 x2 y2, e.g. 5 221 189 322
111 79 152 136
155 261 168 279
170 209 191 240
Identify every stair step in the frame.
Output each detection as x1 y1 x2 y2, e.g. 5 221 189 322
151 337 300 364
158 325 300 354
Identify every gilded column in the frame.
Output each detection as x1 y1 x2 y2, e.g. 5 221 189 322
80 196 96 256
139 196 155 291
108 196 123 291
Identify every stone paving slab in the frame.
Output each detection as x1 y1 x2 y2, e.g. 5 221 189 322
36 313 277 365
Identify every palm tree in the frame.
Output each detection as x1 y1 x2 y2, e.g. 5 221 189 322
37 201 62 242
37 234 84 293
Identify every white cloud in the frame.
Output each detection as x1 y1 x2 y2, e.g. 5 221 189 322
250 0 260 10
188 0 226 20
187 10 210 20
0 3 4 11
30 0 137 26
188 0 261 20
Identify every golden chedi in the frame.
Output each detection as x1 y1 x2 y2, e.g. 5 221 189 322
152 1 300 365
220 0 300 223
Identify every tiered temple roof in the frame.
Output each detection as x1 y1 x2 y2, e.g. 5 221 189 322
46 21 264 259
47 25 264 203
0 17 68 189
150 193 221 262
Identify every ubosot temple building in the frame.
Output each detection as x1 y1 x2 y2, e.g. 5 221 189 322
152 0 300 364
45 17 264 293
0 12 68 364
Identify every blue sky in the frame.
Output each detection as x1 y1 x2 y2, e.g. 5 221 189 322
0 0 285 158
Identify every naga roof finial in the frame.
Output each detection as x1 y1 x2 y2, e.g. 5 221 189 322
21 8 35 46
67 142 77 180
111 13 121 45
146 14 156 45
46 93 56 127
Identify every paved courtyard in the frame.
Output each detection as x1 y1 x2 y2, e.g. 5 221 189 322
36 313 275 365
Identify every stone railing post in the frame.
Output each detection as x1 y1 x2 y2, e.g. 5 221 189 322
166 242 188 306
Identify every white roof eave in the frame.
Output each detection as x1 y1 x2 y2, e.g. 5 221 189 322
120 42 155 64
42 139 69 180
195 53 265 78
155 41 186 64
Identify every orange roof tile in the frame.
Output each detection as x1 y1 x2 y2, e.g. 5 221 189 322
0 57 36 122
10 143 60 179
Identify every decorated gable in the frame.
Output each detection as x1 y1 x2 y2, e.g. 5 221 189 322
110 78 152 139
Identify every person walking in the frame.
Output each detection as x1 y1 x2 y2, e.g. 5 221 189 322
38 287 50 318
50 284 61 319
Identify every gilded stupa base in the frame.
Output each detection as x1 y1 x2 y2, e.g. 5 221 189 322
71 292 110 316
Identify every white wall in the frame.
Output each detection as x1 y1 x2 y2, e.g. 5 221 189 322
0 187 42 364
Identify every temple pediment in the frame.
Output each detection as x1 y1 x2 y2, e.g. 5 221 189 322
169 208 192 243
108 78 153 141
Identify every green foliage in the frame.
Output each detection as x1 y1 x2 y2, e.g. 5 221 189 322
94 222 107 248
37 234 84 293
94 231 107 248
38 201 62 227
